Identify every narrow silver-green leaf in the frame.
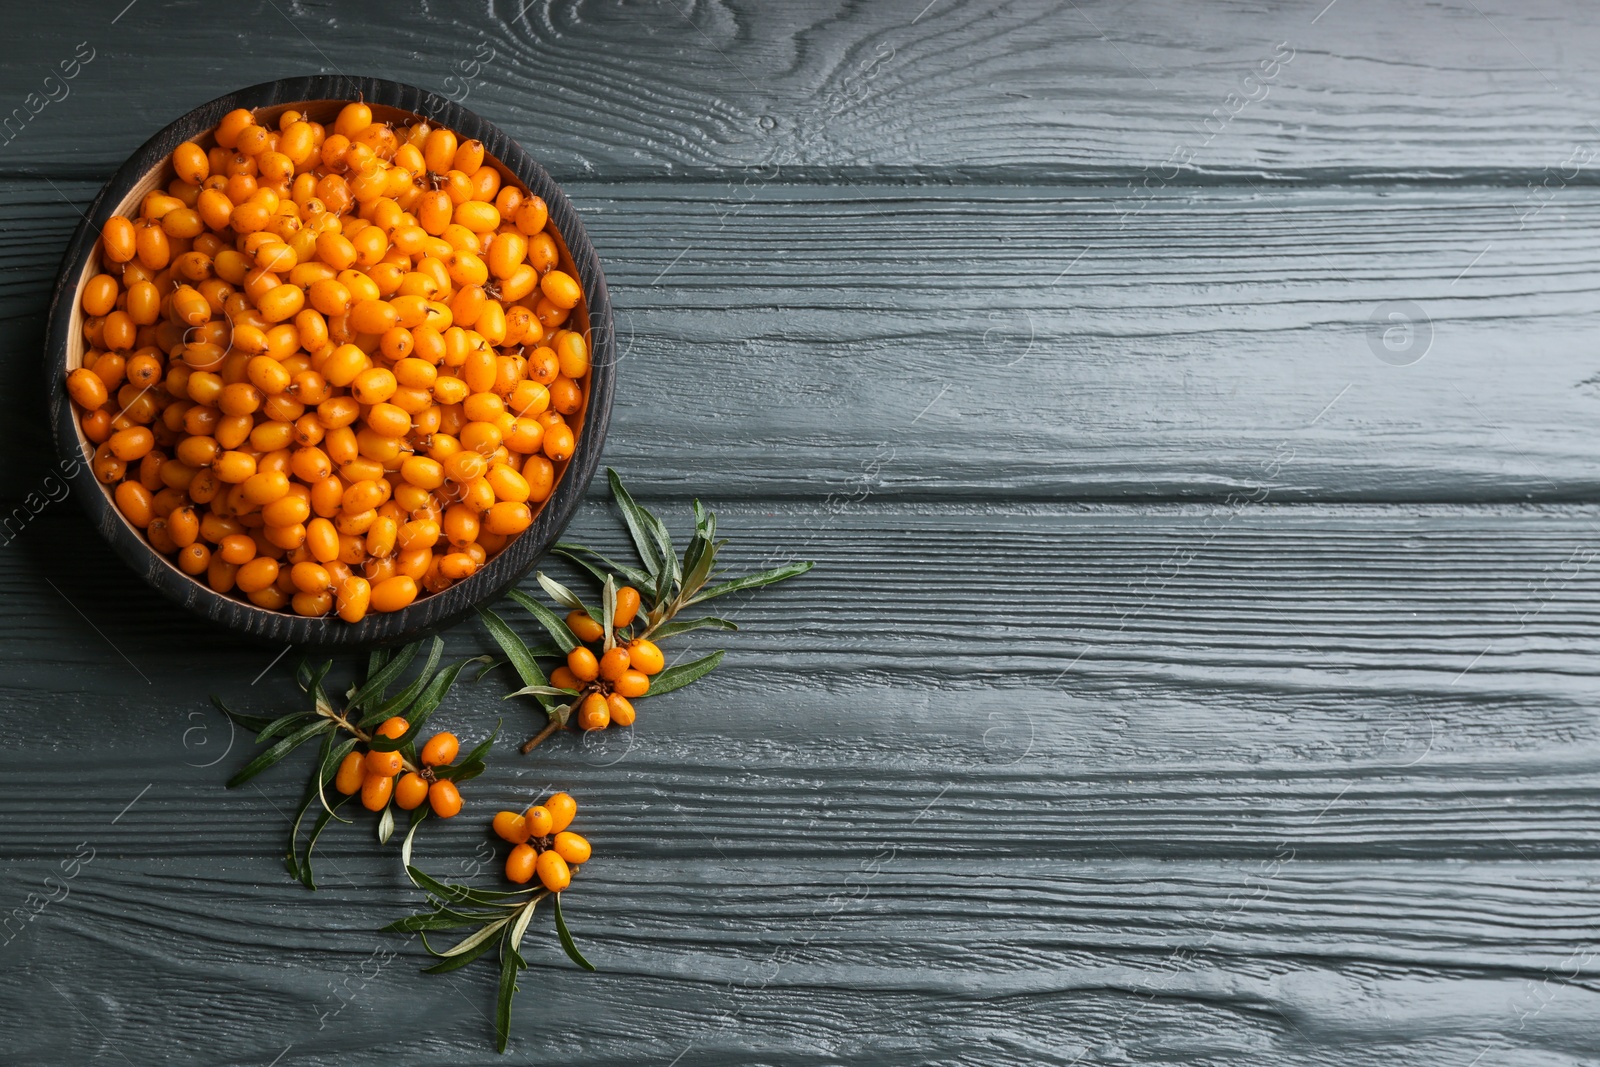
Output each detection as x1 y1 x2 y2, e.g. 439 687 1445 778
507 589 579 652
479 606 547 690
509 895 540 952
649 616 737 640
254 708 318 746
537 572 588 614
688 560 814 605
507 685 580 699
227 719 333 789
350 642 419 716
647 650 726 698
299 796 349 890
552 543 652 590
434 916 509 958
360 639 443 726
210 696 277 735
601 573 617 651
316 735 359 820
420 930 502 973
606 467 664 577
377 805 395 845
552 893 597 971
495 940 525 1053
400 809 429 868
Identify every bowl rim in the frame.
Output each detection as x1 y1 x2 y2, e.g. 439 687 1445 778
44 75 615 647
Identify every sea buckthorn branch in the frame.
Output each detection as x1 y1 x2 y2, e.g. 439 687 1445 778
386 793 595 1053
479 469 813 755
213 637 489 887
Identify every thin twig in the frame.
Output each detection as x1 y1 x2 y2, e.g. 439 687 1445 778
519 719 563 755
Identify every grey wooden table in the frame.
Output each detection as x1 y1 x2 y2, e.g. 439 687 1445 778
3 1 1598 1063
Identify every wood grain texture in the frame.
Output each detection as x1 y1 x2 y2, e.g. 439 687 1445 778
4 0 1600 181
9 179 1600 504
2 0 1598 1064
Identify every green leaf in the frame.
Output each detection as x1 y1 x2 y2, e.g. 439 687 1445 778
365 647 390 686
385 907 502 933
299 795 349 890
296 658 332 695
506 685 580 699
438 758 486 784
494 939 526 1053
405 866 529 908
252 708 317 746
431 916 509 958
227 719 333 788
647 511 679 589
421 930 502 974
360 639 444 726
679 534 723 601
552 893 597 971
552 543 651 590
509 896 540 952
601 573 617 650
689 561 814 605
284 786 320 881
349 642 419 717
457 721 500 767
400 809 429 868
649 616 738 640
315 735 359 820
369 656 477 749
606 467 665 577
479 606 548 692
537 572 589 615
647 650 726 698
210 696 277 735
507 589 579 653
377 805 395 845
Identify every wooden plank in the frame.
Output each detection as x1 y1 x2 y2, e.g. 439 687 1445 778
11 180 1600 504
0 857 1593 1063
3 503 1599 861
4 1 1600 181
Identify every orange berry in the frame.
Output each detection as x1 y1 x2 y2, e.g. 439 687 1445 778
613 669 650 699
428 779 462 818
376 716 409 740
606 693 636 727
566 646 599 682
598 646 631 682
523 805 554 838
493 810 530 844
566 610 604 643
627 638 665 676
613 586 641 628
361 772 393 811
544 791 577 833
577 692 610 731
333 751 365 795
395 771 430 810
552 831 591 866
420 731 459 767
504 842 537 884
535 849 571 892
365 748 403 777
549 666 579 692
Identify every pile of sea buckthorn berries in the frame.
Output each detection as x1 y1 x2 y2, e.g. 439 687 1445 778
551 585 664 730
63 101 591 622
334 716 464 817
493 791 589 891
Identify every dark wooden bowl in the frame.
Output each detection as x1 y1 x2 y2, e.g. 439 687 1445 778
44 76 615 647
